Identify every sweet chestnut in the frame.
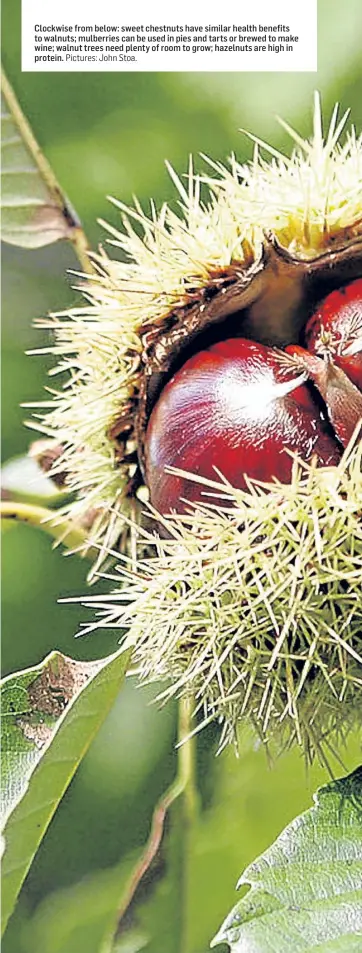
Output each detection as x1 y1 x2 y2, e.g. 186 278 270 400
145 337 341 513
33 95 362 757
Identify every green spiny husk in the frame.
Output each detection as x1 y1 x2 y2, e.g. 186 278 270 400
32 96 362 569
78 438 362 763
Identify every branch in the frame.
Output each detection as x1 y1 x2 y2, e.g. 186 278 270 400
113 696 197 946
0 500 96 558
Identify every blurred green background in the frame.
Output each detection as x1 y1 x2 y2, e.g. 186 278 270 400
2 0 362 950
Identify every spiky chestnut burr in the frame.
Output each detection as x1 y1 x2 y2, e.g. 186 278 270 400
34 96 362 758
32 95 362 557
79 436 362 762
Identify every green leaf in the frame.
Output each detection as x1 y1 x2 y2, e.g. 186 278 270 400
1 69 92 271
212 766 362 953
1 70 72 247
1 647 131 936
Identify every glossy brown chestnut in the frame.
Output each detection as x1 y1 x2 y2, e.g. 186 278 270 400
145 338 341 514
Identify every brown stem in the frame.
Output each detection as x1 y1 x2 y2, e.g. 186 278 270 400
113 696 197 946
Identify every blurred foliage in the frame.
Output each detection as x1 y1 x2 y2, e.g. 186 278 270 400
2 0 362 949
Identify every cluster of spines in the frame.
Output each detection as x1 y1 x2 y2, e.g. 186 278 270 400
29 96 362 561
73 440 362 760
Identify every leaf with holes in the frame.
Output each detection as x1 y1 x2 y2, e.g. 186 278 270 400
1 648 131 936
212 766 362 953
